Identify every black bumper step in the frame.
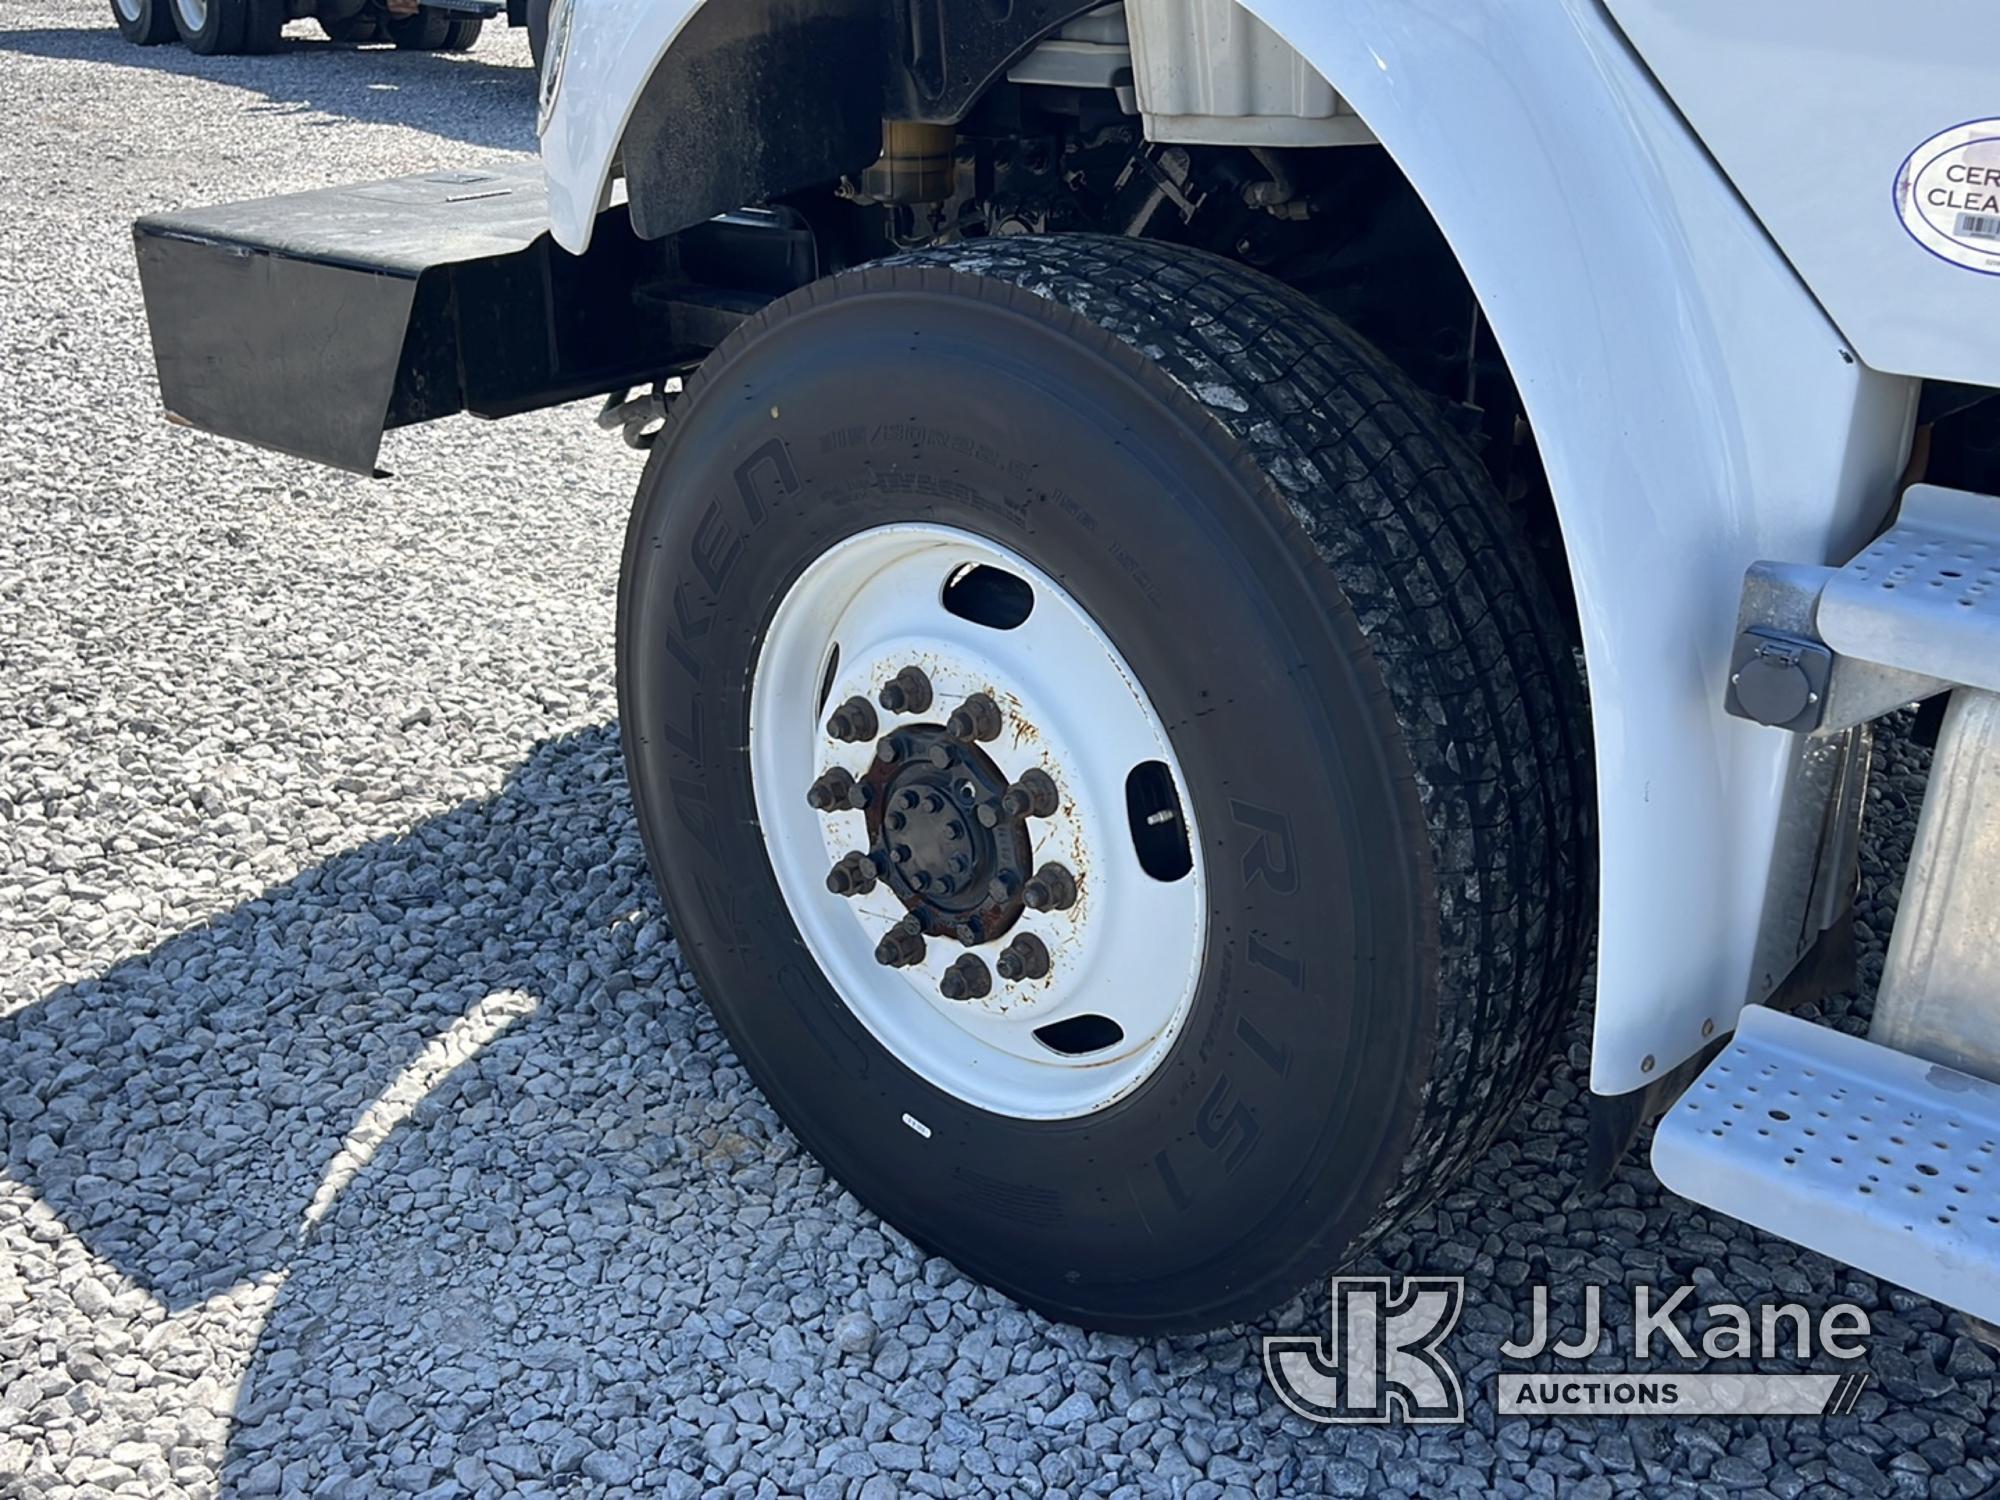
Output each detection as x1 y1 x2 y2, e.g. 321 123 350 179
133 166 809 475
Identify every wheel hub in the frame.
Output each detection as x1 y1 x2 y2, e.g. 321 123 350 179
865 725 1031 937
748 525 1205 1120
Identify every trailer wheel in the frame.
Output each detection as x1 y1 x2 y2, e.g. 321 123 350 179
169 0 246 53
318 9 381 43
618 236 1593 1331
524 0 547 71
109 0 176 45
383 7 447 47
240 0 283 52
440 15 480 49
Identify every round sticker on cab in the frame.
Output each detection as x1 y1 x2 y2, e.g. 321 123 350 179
1897 121 2000 275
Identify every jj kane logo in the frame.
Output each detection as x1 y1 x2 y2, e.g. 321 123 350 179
1264 1277 1871 1424
1263 1277 1467 1424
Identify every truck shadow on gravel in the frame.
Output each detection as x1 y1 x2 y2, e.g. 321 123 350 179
4 721 1995 1495
0 724 651 1315
0 23 536 153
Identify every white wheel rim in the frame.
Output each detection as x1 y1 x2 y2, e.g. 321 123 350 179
173 0 206 29
750 525 1206 1120
113 0 141 22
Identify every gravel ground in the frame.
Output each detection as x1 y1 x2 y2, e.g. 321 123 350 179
2 4 1998 1497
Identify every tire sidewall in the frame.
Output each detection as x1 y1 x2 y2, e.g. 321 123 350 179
386 8 448 48
524 0 548 72
110 0 176 44
619 276 1440 1328
173 0 243 53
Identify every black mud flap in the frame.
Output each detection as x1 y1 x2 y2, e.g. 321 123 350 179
134 164 804 475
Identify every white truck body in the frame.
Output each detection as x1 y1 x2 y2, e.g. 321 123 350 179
134 0 2000 1328
541 0 1967 1095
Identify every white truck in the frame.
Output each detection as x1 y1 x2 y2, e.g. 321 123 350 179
132 0 2000 1334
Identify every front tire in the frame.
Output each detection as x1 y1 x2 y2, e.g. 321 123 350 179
618 237 1593 1330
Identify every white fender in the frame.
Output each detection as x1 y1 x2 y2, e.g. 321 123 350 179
542 0 1919 1092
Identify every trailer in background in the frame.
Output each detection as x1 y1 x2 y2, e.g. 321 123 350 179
105 0 547 64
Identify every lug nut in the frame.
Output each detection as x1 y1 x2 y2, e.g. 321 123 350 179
826 696 879 743
875 916 927 969
927 743 954 769
1022 862 1078 913
878 666 933 715
945 692 1003 742
806 767 869 812
999 768 1060 820
825 851 880 898
886 810 907 832
987 870 1022 904
875 738 902 765
940 954 993 1001
996 933 1051 982
975 800 1003 829
954 916 985 945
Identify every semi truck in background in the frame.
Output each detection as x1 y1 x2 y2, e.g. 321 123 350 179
127 0 2000 1334
107 0 551 65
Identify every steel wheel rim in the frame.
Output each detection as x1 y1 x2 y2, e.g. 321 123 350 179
113 0 142 23
750 524 1206 1120
173 0 206 30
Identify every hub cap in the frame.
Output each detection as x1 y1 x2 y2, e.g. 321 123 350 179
750 526 1205 1119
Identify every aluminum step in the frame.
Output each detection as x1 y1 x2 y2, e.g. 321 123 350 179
1652 1005 2000 1323
1818 484 2000 693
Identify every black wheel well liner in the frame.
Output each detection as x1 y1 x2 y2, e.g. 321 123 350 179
619 0 1108 242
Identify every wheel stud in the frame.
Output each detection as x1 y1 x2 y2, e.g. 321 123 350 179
945 692 1003 742
999 768 1060 820
1022 862 1078 912
876 738 902 766
996 933 1051 982
825 852 879 898
875 916 926 969
826 696 878 743
806 767 869 812
939 954 993 1001
878 666 933 715
987 870 1021 904
954 916 985 945
886 810 907 832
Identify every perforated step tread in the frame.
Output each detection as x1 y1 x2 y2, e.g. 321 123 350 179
1819 484 2000 692
1653 1005 2000 1322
